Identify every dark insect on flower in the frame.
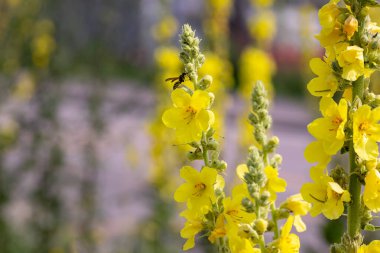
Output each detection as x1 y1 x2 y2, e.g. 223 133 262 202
165 72 188 90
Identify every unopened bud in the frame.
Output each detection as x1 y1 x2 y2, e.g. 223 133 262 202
343 15 358 39
266 136 279 153
270 154 283 168
260 191 271 206
238 224 259 240
242 197 255 213
199 75 213 90
217 160 227 172
254 219 268 234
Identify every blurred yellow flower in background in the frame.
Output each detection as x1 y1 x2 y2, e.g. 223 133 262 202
239 48 276 97
151 16 178 43
248 11 277 45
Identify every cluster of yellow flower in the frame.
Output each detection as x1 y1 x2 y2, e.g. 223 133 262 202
301 0 380 251
163 24 312 253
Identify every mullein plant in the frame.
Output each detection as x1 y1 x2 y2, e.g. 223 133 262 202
301 0 380 252
162 24 311 253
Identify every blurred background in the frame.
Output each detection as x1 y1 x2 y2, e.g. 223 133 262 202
0 0 379 252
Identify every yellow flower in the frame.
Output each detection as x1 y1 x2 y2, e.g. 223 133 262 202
363 169 380 212
162 89 215 143
12 72 35 101
208 214 227 244
237 164 286 201
277 216 300 253
228 228 260 253
223 196 256 228
336 45 364 81
353 105 380 160
343 15 358 40
180 209 204 250
358 240 380 253
174 166 217 210
300 167 350 220
280 194 311 232
307 58 338 97
304 140 331 166
307 97 347 155
315 0 344 47
264 166 287 201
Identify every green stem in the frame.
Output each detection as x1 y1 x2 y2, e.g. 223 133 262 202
271 203 280 239
347 76 364 238
201 132 210 167
258 235 266 253
217 237 229 253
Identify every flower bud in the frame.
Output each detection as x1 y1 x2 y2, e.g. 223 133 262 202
254 219 268 234
206 140 218 150
187 150 203 161
260 191 271 206
265 136 279 153
242 197 255 213
270 154 283 168
199 75 213 90
343 15 358 39
217 160 227 172
238 224 259 240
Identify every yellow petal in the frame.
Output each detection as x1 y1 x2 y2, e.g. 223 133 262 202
304 141 331 166
307 76 336 97
180 166 200 183
319 97 337 118
183 237 195 250
174 183 193 202
309 58 330 76
162 108 186 129
323 198 344 219
172 88 191 107
294 215 307 232
191 90 211 110
236 164 249 181
197 110 214 130
281 215 294 236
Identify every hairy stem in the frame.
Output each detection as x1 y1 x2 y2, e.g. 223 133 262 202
347 76 364 238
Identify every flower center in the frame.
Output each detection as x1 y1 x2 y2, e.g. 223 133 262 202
329 116 343 131
359 121 369 132
193 183 206 197
226 209 243 222
184 106 197 124
332 116 343 126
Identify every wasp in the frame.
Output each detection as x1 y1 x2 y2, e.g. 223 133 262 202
165 72 188 90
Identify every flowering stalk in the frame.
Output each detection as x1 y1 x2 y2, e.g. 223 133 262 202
301 0 380 252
